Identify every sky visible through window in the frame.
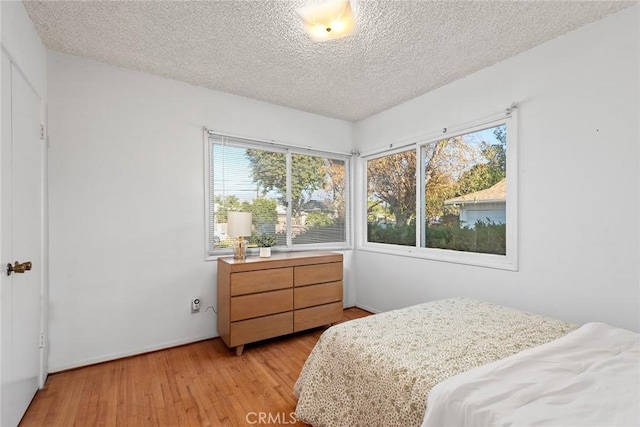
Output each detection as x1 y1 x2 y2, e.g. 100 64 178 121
212 144 279 202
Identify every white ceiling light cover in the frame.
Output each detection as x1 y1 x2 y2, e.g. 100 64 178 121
296 0 356 42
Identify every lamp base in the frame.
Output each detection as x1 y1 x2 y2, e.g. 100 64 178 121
233 237 248 260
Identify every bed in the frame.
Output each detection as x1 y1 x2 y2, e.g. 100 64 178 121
293 298 639 426
422 321 640 426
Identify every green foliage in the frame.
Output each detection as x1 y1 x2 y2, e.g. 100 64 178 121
242 198 277 226
366 220 505 255
291 154 327 217
425 174 458 222
254 233 278 247
367 199 389 223
474 220 506 254
426 220 506 255
367 223 416 246
482 141 506 172
493 125 507 145
367 150 416 226
245 150 327 218
454 129 506 198
215 239 233 249
246 149 286 194
456 163 504 196
214 195 241 223
305 212 333 227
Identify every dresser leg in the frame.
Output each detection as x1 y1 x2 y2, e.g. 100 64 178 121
235 345 245 356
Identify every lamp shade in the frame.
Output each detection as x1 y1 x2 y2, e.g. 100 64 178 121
227 212 252 237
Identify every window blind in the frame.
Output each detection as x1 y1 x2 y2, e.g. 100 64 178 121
207 133 351 255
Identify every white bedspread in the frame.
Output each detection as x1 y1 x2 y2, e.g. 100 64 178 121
422 322 640 427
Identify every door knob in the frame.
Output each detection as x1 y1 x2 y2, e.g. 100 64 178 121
6 261 32 276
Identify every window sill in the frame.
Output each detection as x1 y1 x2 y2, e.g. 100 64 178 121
206 245 354 261
357 243 518 271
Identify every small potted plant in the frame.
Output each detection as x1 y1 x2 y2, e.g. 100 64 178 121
255 233 277 257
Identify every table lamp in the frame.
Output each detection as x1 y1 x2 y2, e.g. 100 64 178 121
227 211 252 260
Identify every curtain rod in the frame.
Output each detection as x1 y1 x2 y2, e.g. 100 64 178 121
358 102 518 158
204 128 353 157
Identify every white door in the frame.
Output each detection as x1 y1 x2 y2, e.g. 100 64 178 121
0 54 44 426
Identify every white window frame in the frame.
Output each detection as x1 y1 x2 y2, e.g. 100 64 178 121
204 130 353 260
360 110 518 271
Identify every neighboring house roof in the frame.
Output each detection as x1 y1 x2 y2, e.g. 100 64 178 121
301 200 330 212
444 179 506 205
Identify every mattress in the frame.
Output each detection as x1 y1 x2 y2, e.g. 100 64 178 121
293 298 575 427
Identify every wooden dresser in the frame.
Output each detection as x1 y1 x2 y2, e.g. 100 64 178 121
217 251 343 355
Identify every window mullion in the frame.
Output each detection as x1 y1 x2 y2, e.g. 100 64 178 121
286 150 292 248
417 145 424 248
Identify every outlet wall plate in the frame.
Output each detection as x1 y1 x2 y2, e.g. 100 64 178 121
192 298 201 313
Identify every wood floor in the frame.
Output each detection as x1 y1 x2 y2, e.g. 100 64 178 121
20 307 371 426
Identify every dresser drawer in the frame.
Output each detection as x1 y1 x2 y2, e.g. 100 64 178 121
294 281 343 309
230 289 293 321
230 312 293 347
294 301 343 332
294 262 342 287
231 267 293 296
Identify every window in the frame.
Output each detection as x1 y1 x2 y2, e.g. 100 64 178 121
364 112 517 270
367 148 416 246
205 133 351 258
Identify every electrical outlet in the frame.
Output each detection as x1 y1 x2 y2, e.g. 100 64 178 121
191 297 201 313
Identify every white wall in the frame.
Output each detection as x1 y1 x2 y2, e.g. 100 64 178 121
47 51 354 371
1 2 46 100
353 6 639 332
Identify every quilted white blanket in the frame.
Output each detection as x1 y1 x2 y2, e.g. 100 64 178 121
294 298 574 426
422 322 640 427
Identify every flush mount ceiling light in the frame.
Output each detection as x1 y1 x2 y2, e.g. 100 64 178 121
295 0 356 42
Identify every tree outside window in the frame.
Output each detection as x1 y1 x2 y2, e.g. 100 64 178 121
366 124 507 256
366 149 416 246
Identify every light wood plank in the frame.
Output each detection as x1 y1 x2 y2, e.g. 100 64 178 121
20 308 370 427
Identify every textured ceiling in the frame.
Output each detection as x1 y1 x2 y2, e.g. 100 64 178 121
24 0 636 122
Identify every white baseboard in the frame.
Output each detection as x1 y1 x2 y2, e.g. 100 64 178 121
49 333 219 373
50 305 380 373
354 303 380 314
